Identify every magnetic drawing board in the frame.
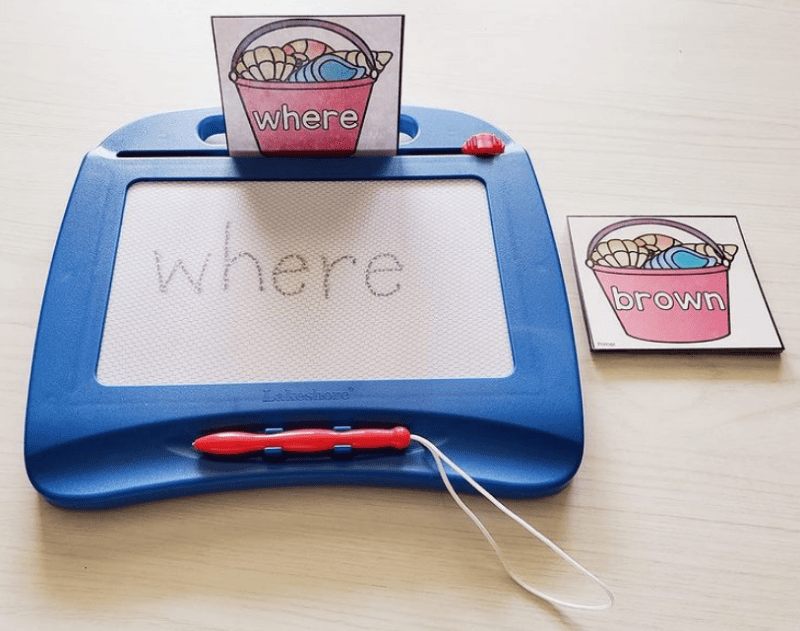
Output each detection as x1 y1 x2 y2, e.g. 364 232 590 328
25 106 583 509
98 179 512 385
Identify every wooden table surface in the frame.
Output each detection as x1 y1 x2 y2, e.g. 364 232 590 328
2 1 798 629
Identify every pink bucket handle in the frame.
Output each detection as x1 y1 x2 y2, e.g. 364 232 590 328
231 18 378 76
586 217 728 264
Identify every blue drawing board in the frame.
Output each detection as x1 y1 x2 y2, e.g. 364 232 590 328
25 106 583 509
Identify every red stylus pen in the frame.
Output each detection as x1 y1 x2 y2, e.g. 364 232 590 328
192 427 411 456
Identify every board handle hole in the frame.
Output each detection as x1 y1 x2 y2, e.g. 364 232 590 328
398 114 419 145
197 115 227 146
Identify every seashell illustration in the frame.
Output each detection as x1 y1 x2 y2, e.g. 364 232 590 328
634 233 681 254
684 243 738 265
231 46 297 82
332 49 393 76
644 246 715 270
288 54 367 83
282 39 334 64
588 239 649 268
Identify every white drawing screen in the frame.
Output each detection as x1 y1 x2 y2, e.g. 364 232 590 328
97 179 513 385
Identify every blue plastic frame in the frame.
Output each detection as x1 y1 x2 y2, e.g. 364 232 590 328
25 106 582 509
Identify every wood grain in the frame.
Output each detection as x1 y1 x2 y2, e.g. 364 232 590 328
2 1 798 629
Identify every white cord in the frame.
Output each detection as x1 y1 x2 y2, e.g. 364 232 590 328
410 434 615 611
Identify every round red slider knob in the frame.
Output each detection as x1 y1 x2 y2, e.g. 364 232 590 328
461 133 505 156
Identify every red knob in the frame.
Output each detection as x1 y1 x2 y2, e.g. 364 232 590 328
461 133 505 156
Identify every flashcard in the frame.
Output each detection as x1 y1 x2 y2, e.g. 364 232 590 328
568 215 783 352
212 15 403 156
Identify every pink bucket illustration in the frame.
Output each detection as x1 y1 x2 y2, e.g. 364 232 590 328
586 218 734 343
230 19 381 156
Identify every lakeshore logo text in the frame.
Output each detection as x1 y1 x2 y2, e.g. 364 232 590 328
262 387 355 403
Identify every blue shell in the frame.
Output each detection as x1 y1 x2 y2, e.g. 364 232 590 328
288 54 367 83
644 246 716 269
